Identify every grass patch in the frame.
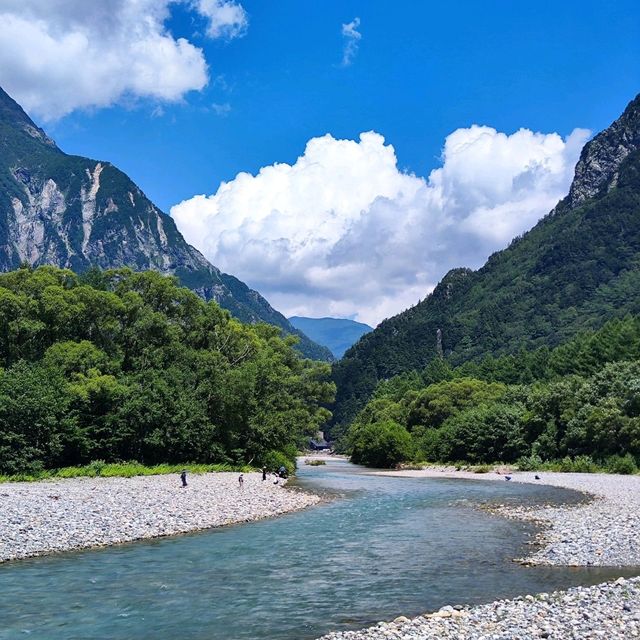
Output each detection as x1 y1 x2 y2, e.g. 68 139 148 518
516 454 639 474
472 464 492 474
0 461 254 483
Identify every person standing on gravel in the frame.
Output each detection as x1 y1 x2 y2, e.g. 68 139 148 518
262 467 267 481
238 474 244 490
180 470 188 488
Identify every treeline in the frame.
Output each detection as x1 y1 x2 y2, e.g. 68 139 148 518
345 316 640 470
0 266 335 475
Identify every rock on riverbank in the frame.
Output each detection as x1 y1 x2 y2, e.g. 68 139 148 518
318 577 640 640
0 472 320 562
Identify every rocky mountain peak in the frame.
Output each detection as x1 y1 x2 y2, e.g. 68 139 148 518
567 93 640 209
0 87 58 150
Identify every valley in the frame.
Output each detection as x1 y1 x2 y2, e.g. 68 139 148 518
0 8 638 637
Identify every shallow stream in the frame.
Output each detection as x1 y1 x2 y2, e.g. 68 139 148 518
0 459 631 639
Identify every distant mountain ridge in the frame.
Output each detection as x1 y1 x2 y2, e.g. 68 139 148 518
331 93 640 428
288 316 373 358
0 86 332 361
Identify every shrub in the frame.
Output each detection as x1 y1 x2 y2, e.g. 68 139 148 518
349 420 414 468
413 426 443 462
473 465 492 473
261 450 296 476
516 454 544 471
605 454 638 475
557 455 599 473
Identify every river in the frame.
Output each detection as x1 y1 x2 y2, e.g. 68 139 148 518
0 458 629 639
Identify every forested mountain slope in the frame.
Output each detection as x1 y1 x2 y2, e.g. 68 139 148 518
332 93 640 429
0 86 332 361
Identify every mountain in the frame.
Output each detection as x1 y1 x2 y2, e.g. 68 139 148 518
288 316 373 358
332 93 640 429
0 86 332 361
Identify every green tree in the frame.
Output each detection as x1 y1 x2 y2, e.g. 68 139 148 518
349 420 414 468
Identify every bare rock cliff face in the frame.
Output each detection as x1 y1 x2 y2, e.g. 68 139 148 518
567 94 640 208
0 86 332 361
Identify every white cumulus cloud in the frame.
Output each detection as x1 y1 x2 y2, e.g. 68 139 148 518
172 125 590 326
0 0 248 120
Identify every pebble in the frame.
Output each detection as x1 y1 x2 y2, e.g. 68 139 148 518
484 472 640 566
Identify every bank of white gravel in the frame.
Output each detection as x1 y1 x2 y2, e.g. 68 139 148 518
318 577 640 640
488 472 640 567
0 472 320 563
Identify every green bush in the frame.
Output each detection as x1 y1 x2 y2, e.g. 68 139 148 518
472 465 492 473
413 426 443 462
605 454 638 475
557 455 599 473
516 454 544 471
349 420 414 468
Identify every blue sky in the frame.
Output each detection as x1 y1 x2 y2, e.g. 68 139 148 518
0 0 638 322
40 0 639 212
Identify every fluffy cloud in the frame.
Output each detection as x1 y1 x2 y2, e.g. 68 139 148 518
194 0 248 39
341 17 362 66
0 0 248 119
172 126 590 326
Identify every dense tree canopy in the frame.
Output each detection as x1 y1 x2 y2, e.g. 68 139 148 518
344 315 640 468
0 266 335 474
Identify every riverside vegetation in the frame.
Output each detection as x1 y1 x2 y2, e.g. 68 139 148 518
0 265 335 477
345 315 640 470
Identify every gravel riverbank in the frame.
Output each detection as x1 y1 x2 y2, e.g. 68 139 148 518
0 472 320 562
319 577 640 640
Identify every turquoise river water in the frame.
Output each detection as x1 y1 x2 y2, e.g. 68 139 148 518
0 459 633 639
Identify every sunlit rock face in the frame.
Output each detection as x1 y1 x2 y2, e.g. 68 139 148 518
0 85 333 361
566 96 640 209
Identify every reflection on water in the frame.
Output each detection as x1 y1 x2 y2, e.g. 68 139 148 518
0 459 633 640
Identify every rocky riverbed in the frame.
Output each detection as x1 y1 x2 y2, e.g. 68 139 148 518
0 472 320 562
318 577 640 640
487 472 640 566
